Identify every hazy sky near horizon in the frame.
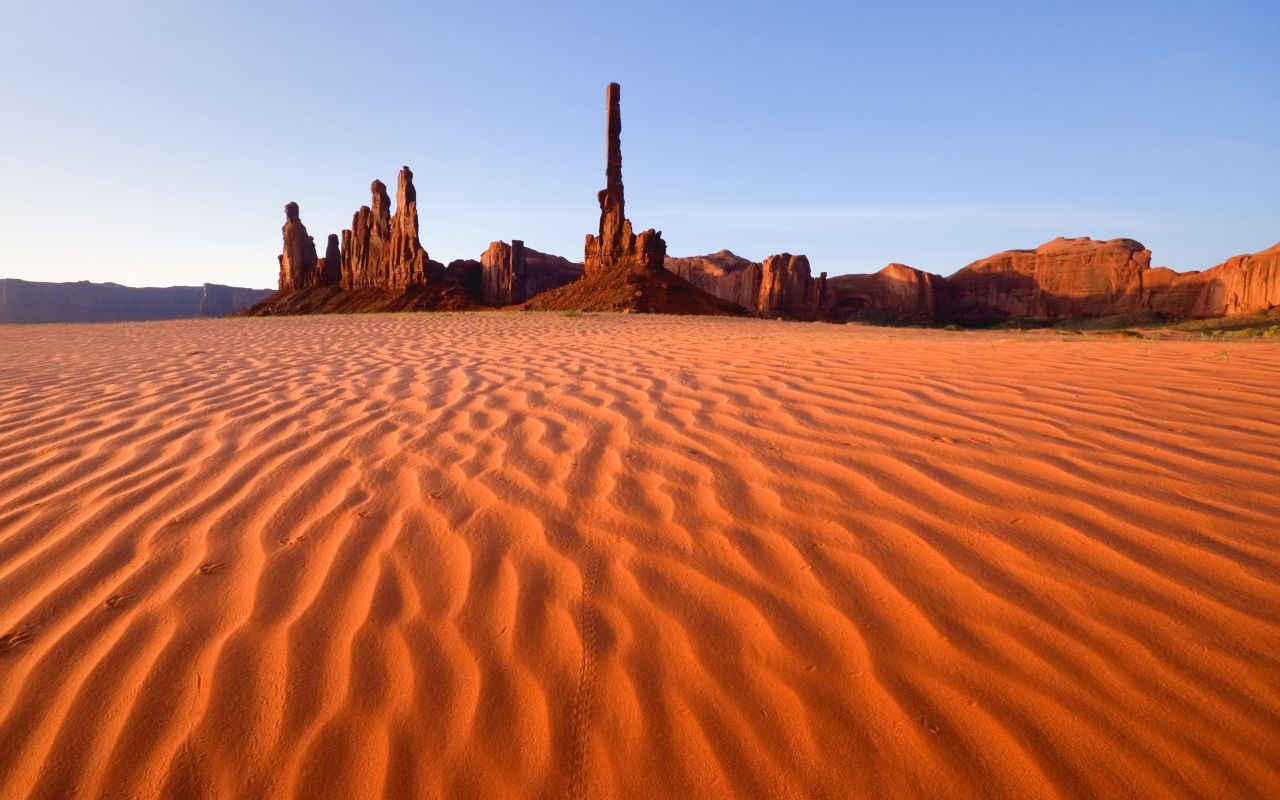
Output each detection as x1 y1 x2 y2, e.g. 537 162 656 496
1 0 1277 288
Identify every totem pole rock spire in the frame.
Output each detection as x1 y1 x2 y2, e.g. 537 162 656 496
584 82 665 275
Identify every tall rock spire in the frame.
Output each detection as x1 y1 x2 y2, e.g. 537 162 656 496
388 166 429 288
278 202 319 292
584 82 665 275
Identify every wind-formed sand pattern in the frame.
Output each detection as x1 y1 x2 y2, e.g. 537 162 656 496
1 313 1279 798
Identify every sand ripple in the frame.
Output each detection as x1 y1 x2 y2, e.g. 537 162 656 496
1 314 1278 798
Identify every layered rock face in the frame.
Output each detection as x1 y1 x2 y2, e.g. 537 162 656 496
946 237 1151 321
666 250 827 316
1151 243 1280 318
479 241 584 305
481 240 527 305
666 250 760 309
278 202 322 292
759 253 826 316
340 180 392 289
820 238 1279 324
583 83 666 275
825 263 947 322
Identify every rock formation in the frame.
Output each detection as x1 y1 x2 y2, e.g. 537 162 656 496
0 279 271 323
200 283 277 317
479 242 584 305
316 234 341 287
445 259 484 300
481 240 527 305
666 250 761 309
386 166 431 288
330 167 438 291
946 237 1151 321
759 253 826 316
825 263 947 323
1150 243 1280 318
583 83 666 275
278 202 321 292
666 250 827 316
340 180 391 289
524 83 743 316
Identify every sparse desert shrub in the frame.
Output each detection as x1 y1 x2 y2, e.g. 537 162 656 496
942 323 963 331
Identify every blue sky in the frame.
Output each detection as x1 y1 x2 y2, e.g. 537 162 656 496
1 0 1277 288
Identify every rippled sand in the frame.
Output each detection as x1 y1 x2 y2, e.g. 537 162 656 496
1 313 1278 799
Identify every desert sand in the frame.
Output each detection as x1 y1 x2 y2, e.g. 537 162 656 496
1 313 1278 799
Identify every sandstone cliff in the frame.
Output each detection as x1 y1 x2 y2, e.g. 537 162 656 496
666 250 760 309
946 237 1151 321
759 253 826 316
825 263 947 323
1151 243 1280 318
665 250 826 316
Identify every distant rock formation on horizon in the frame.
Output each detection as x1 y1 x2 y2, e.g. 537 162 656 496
0 279 272 324
667 250 828 317
817 237 1280 324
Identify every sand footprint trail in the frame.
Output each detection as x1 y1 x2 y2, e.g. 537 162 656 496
1 313 1279 799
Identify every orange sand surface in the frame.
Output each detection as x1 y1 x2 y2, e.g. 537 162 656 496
2 313 1279 799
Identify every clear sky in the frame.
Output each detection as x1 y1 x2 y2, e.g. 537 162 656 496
2 0 1277 288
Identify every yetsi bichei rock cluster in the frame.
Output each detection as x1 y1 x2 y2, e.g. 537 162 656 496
259 82 1278 323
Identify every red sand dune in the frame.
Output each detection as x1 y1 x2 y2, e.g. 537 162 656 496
1 313 1278 799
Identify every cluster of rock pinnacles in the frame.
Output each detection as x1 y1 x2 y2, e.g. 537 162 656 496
275 83 1278 322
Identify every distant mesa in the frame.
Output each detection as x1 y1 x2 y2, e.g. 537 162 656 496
0 279 271 324
253 82 1278 324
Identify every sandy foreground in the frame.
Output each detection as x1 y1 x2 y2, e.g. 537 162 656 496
1 312 1278 799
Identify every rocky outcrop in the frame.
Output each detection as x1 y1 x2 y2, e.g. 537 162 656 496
523 83 741 315
946 237 1151 321
665 250 826 316
1150 243 1280 318
583 83 666 275
526 249 585 296
481 240 527 305
759 253 825 316
666 250 760 309
340 180 391 289
445 259 483 300
0 279 271 323
386 166 431 288
278 202 321 292
480 241 584 305
318 234 342 287
819 238 1279 324
825 263 947 323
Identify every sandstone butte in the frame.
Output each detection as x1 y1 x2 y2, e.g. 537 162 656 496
259 82 1276 325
